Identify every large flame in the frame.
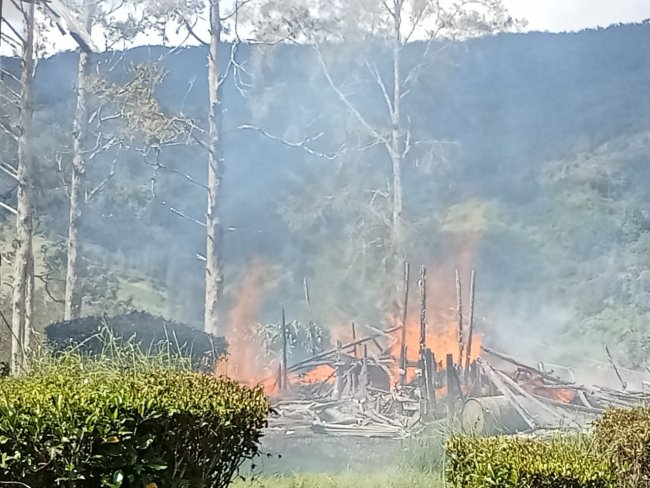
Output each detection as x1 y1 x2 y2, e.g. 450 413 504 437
215 258 278 391
388 224 484 385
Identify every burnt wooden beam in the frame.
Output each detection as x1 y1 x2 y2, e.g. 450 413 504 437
418 265 426 358
455 269 464 369
464 269 476 377
480 346 564 384
398 262 410 386
286 324 403 373
446 353 455 416
281 307 288 391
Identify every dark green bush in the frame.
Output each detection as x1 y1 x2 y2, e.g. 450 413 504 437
45 311 228 372
445 435 614 488
0 356 270 487
593 407 650 487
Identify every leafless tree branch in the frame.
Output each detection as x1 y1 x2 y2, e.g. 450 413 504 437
238 124 346 160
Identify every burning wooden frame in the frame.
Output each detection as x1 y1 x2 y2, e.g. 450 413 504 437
264 263 650 439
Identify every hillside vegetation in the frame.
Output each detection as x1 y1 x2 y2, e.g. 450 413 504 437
1 24 650 369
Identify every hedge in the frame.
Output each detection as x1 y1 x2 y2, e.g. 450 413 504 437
45 311 228 372
445 435 614 488
593 408 650 487
0 356 270 487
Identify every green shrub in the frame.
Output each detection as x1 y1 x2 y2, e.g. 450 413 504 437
593 407 650 487
0 355 270 487
445 435 614 488
45 311 228 372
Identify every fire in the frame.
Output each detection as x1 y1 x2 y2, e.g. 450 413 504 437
215 258 278 392
386 211 487 385
388 258 483 384
301 364 335 384
523 375 577 404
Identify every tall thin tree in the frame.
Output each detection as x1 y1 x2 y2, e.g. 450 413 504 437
11 1 35 374
64 1 93 320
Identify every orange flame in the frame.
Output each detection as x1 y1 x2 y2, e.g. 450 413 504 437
301 364 335 384
389 224 484 385
215 258 278 393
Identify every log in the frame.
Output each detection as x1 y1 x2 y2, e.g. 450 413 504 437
351 322 358 357
461 396 535 436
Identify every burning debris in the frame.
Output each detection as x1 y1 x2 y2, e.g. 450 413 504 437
219 263 650 439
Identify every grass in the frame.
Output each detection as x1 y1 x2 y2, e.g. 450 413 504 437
233 425 451 488
231 470 444 488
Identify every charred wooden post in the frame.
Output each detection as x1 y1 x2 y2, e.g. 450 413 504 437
281 307 289 391
334 340 344 400
606 345 627 390
464 269 477 380
303 277 318 355
456 269 464 369
399 262 410 386
423 348 436 416
276 363 283 392
352 322 358 357
446 353 456 416
418 265 427 358
361 345 369 401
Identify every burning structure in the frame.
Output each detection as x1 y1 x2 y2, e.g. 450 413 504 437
219 262 650 439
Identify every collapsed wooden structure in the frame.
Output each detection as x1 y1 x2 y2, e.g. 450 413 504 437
267 264 650 439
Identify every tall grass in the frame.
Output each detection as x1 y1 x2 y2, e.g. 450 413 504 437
231 471 444 488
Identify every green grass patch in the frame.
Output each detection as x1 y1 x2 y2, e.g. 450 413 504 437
232 470 443 488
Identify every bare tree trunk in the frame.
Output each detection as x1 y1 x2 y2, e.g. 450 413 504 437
386 2 404 316
390 2 404 249
64 7 93 321
204 0 224 335
11 3 35 375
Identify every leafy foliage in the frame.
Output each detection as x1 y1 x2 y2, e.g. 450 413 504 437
0 351 270 487
45 311 228 372
445 435 614 488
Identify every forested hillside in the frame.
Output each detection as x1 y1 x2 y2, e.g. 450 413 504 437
2 22 650 371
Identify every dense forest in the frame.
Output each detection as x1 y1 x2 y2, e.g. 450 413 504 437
1 6 650 375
